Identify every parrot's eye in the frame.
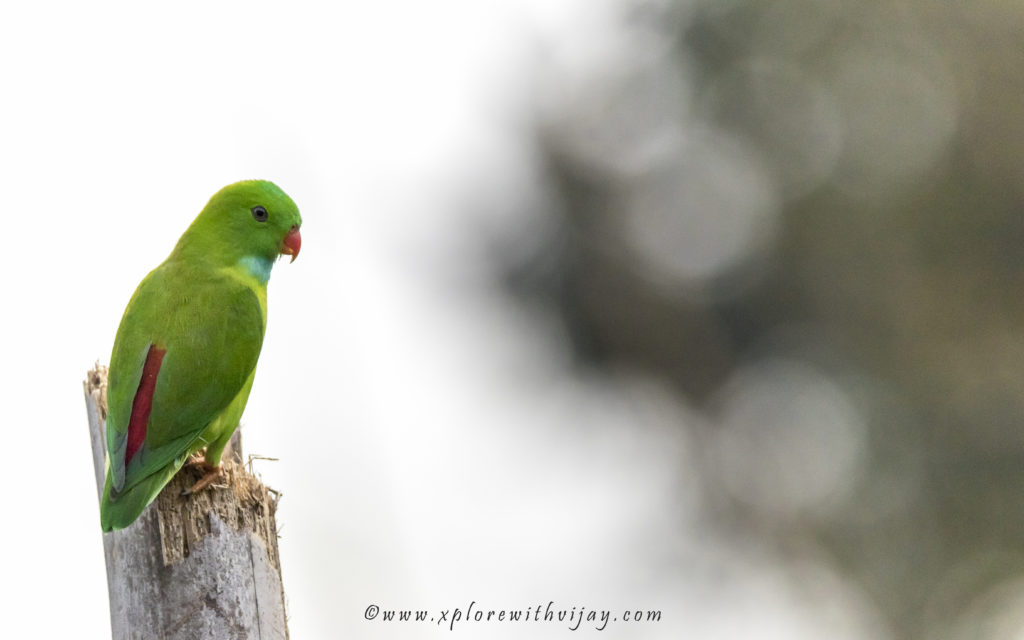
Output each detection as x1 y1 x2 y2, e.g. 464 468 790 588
251 206 269 222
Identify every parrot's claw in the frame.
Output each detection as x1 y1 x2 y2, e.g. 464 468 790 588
181 464 224 496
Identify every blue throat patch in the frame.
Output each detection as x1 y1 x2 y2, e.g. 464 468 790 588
238 255 274 284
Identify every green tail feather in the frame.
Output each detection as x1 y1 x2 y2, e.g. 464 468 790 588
100 459 183 532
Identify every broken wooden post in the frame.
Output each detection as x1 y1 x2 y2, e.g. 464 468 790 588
84 364 289 639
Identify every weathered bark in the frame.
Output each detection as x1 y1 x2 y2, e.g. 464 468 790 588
84 365 289 640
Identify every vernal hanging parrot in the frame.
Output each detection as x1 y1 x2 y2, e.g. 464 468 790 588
99 180 301 532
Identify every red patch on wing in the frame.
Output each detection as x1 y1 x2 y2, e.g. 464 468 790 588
125 344 166 465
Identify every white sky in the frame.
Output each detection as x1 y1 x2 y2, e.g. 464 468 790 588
0 2 887 638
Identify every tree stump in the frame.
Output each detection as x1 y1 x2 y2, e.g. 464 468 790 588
84 364 289 640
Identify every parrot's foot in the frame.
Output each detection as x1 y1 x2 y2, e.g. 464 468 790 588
181 463 224 496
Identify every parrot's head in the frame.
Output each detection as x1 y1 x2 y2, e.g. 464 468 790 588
178 180 302 277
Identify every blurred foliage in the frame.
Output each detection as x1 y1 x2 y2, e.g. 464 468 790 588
499 0 1024 637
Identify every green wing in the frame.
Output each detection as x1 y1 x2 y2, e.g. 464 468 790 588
105 260 265 496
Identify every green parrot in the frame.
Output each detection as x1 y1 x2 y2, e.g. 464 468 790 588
99 180 302 532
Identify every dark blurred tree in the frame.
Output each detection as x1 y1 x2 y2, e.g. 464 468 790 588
496 1 1024 637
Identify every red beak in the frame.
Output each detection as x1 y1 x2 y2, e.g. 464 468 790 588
281 225 301 263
